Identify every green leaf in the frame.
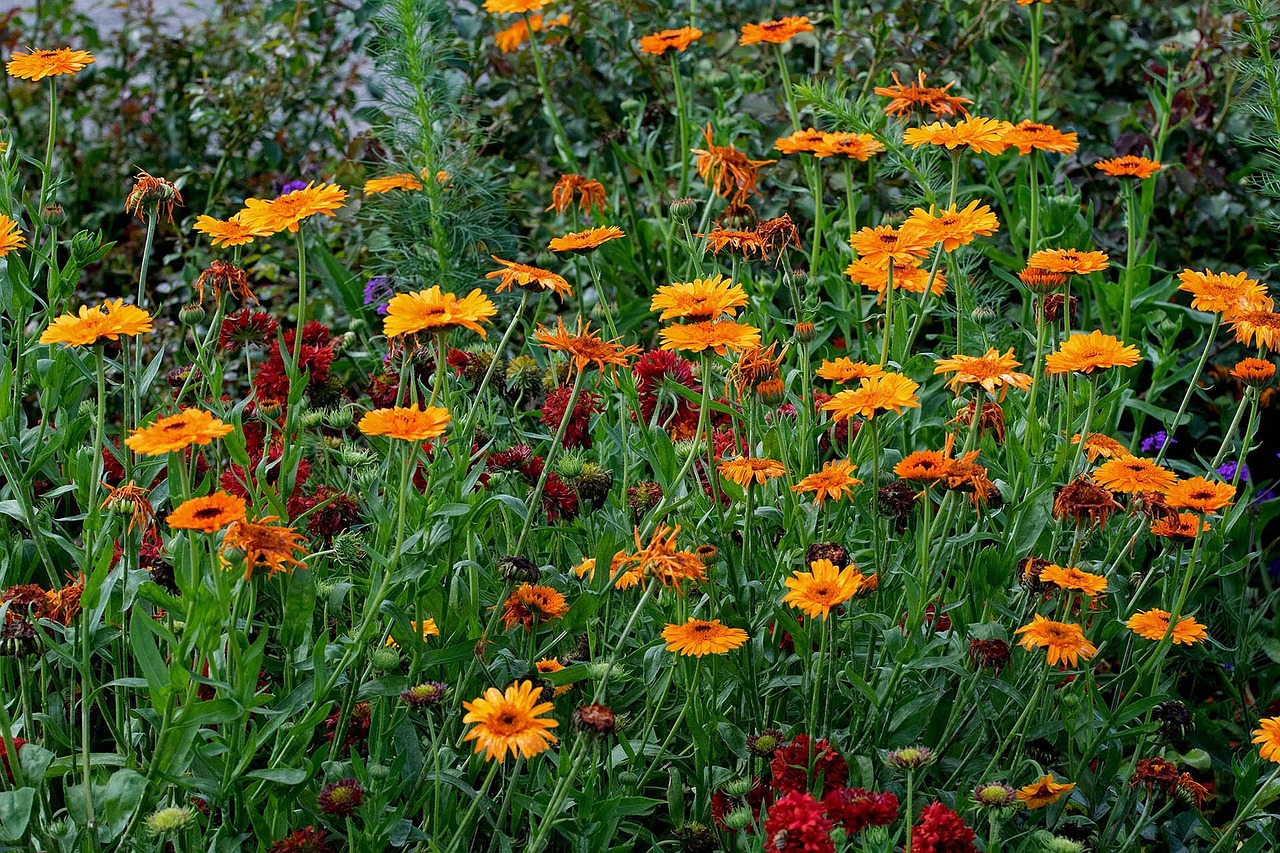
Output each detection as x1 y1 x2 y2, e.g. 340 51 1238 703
0 788 35 842
244 766 308 784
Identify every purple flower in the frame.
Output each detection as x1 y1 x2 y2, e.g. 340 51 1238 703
280 179 309 195
1140 430 1171 454
364 276 395 315
1217 461 1249 483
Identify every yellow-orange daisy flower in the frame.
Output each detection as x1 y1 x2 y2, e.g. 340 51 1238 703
1017 775 1076 809
167 491 247 533
651 275 748 322
220 516 307 578
662 618 748 656
738 16 813 46
462 680 558 762
1026 248 1110 275
848 223 933 269
1176 269 1269 315
193 213 271 248
1095 155 1162 179
357 406 451 441
660 320 761 356
1014 614 1097 668
1044 331 1141 375
816 358 884 384
810 132 885 161
1164 477 1235 514
791 459 862 506
6 47 95 81
236 182 347 235
1002 120 1079 155
821 373 921 421
902 116 1013 155
39 300 153 347
933 347 1032 398
639 27 703 55
1093 457 1177 495
0 215 26 257
536 317 641 375
1040 564 1107 597
1126 609 1208 645
717 457 786 489
907 201 1000 252
486 257 572 298
363 173 424 194
783 559 865 619
548 225 625 254
383 286 497 339
125 409 234 456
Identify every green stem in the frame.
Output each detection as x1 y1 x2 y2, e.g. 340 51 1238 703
525 14 578 170
670 53 691 199
514 368 587 552
1155 315 1219 464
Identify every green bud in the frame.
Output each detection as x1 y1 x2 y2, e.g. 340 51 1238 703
371 646 400 671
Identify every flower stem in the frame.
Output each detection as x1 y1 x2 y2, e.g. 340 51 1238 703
514 368 587 552
1156 315 1219 464
525 14 578 171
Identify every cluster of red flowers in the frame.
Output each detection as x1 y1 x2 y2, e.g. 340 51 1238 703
487 445 580 522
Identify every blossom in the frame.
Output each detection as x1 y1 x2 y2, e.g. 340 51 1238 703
125 409 234 456
0 215 26 257
875 71 972 118
907 201 999 251
483 0 545 13
1165 476 1235 514
1016 775 1076 809
738 16 813 46
763 790 834 853
848 224 933 269
662 619 748 656
536 317 640 375
651 275 748 322
236 182 347 235
357 406 451 441
462 681 558 761
692 124 775 205
1095 155 1163 179
486 257 571 298
1093 456 1177 494
774 127 827 154
1002 120 1078 155
902 117 1013 155
383 286 497 339
548 225 625 253
220 516 308 578
39 300 153 347
791 459 862 506
1126 609 1208 645
1039 564 1107 597
494 13 569 53
1176 269 1269 315
193 213 269 248
783 559 865 618
911 802 977 853
1252 716 1280 762
816 358 884 384
167 491 247 533
660 320 761 356
7 47 95 80
821 373 921 421
639 27 702 55
933 348 1031 398
547 174 607 216
811 132 885 161
717 457 786 488
500 584 569 630
363 173 424 194
1026 248 1110 275
1044 331 1141 375
1014 614 1097 667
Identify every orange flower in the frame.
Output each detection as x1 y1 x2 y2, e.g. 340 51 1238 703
639 27 703 55
1016 775 1076 809
1002 120 1078 155
500 583 569 630
933 347 1031 399
774 128 827 155
1225 306 1280 350
1093 457 1177 495
894 450 952 483
845 259 945 304
1015 615 1097 668
651 274 747 322
1231 357 1277 387
727 342 786 398
1044 331 1141 375
849 224 933 269
363 173 424 194
1126 609 1208 645
660 320 761 356
816 358 884 384
494 13 568 53
220 516 308 579
1165 477 1235 515
462 680 558 762
572 553 644 590
718 457 786 488
1150 512 1210 539
1176 269 1269 315
783 559 866 618
486 257 572 298
662 619 748 655
700 226 766 259
167 491 247 533
1026 248 1110 275
1071 433 1132 462
483 0 544 12
383 286 497 339
692 124 775 205
193 213 271 248
902 117 1012 155
1040 564 1108 597
386 619 440 649
1019 267 1069 293
874 71 972 119
0 215 25 257
6 47 95 80
810 132 885 161
547 174 607 216
548 225 625 254
357 406 451 441
236 182 347 235
821 373 921 421
632 524 707 592
907 201 999 251
791 459 862 506
536 317 640 375
39 300 153 347
1054 476 1121 527
1095 155 1163 179
125 409 234 456
738 16 813 46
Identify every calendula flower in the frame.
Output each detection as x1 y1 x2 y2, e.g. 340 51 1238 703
101 482 157 535
193 213 269 248
692 124 776 205
774 128 827 154
718 457 786 488
1126 609 1208 645
1095 155 1163 179
0 215 25 257
572 553 645 590
902 116 1013 155
1226 306 1280 350
125 409 233 456
783 559 865 618
125 171 183 221
1002 120 1079 155
536 317 640 376
6 47 95 80
1165 477 1234 514
462 680 558 762
651 275 747 322
1252 717 1280 762
220 516 308 578
548 225 625 253
849 224 933 269
547 174 607 216
907 201 1000 252
660 320 761 356
1026 248 1110 275
357 406 451 441
39 299 153 347
167 491 247 533
791 459 862 506
383 286 497 339
486 257 572 298
816 358 884 384
1054 476 1122 527
933 348 1031 398
1015 615 1097 667
1071 433 1132 462
494 13 569 53
500 583 569 630
639 27 702 55
1016 775 1076 809
387 620 439 648
1019 267 1069 293
811 132 885 161
821 373 921 421
700 226 766 259
1093 457 1177 495
363 173 424 194
237 182 347 235
632 524 707 592
875 70 972 119
1044 331 1141 375
1176 269 1269 315
662 618 748 656
845 259 946 304
1150 512 1210 539
1040 564 1107 597
894 450 952 483
738 16 813 46
726 342 786 398
1231 357 1277 387
483 0 545 13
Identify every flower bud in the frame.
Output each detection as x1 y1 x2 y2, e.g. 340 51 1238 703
370 646 400 671
42 204 66 226
670 197 697 220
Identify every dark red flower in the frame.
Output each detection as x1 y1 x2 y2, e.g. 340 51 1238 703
0 736 25 782
911 802 977 853
219 309 278 352
540 473 580 523
821 787 899 835
322 703 372 756
541 387 602 450
316 778 363 818
267 826 332 853
770 734 849 797
633 349 700 436
711 778 771 832
253 323 335 405
763 790 834 853
288 486 362 545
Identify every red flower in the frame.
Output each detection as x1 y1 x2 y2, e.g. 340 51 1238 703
822 787 899 835
711 778 771 832
911 802 977 853
322 703 372 756
763 790 834 853
770 734 849 797
219 309 278 352
288 486 362 545
268 826 332 853
252 322 336 405
540 387 602 449
0 736 25 782
632 349 700 435
539 473 580 523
